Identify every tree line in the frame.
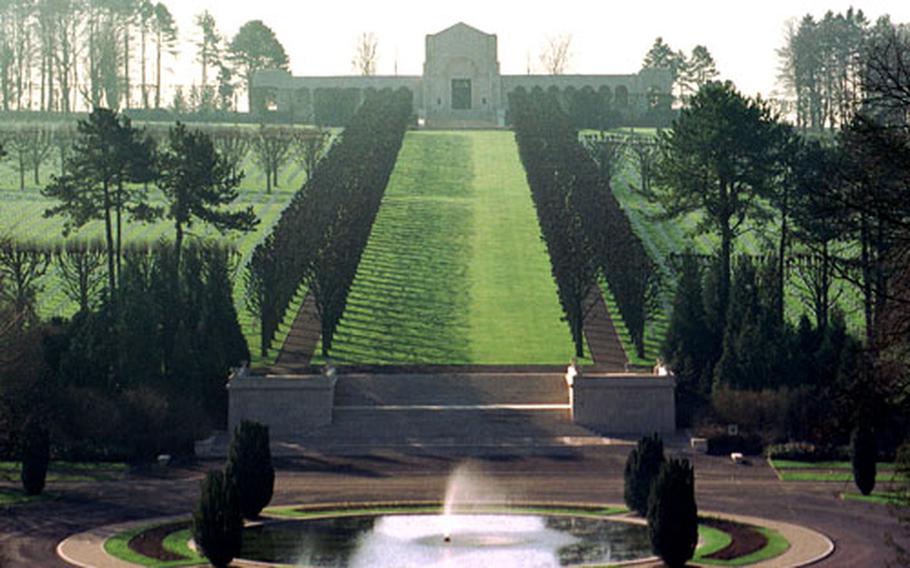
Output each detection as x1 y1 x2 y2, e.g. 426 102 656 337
510 87 657 359
0 240 248 462
0 1 288 114
777 7 904 130
656 23 910 456
245 88 412 358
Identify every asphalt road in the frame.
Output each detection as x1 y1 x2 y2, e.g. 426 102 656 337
0 446 906 567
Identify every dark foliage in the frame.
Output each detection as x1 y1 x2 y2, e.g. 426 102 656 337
623 433 666 516
193 469 243 568
510 88 657 357
20 415 50 496
245 88 412 358
225 421 274 519
851 425 877 496
647 458 698 568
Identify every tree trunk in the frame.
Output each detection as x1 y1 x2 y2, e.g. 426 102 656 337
141 25 148 109
777 193 788 326
103 181 116 301
719 220 732 335
116 182 123 286
155 32 162 109
123 25 130 109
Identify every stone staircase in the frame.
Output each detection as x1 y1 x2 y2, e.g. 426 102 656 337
199 372 609 457
314 373 601 448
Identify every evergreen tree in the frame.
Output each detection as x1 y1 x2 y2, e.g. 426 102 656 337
193 469 243 568
654 83 790 337
623 434 666 516
157 122 257 270
42 108 156 298
229 20 290 112
851 424 877 496
225 421 274 519
663 254 716 422
647 458 698 568
20 415 50 496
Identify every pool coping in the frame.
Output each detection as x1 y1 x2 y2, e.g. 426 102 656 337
57 502 833 568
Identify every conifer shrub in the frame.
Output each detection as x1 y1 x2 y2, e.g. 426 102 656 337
623 433 665 516
192 470 242 568
647 458 698 568
20 416 50 496
851 425 877 496
226 420 274 519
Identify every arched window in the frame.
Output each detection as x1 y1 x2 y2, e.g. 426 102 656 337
615 85 629 108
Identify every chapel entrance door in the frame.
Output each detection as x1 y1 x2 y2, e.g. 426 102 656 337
451 79 472 110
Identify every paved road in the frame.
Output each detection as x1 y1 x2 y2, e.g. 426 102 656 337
0 446 905 567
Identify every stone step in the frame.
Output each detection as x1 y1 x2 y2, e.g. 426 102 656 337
333 373 570 407
299 407 594 443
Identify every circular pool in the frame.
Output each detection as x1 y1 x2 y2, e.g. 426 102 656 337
240 512 652 567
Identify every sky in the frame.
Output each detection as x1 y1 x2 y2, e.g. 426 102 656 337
166 1 910 98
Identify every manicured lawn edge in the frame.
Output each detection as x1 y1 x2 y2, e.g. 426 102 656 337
841 491 904 505
695 526 790 566
0 488 50 506
694 524 733 558
771 459 895 471
104 520 204 567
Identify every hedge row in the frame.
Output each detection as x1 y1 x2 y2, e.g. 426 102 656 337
245 88 412 358
510 89 658 357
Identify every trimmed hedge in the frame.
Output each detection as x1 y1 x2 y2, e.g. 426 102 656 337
226 421 274 519
245 88 412 358
193 470 242 568
510 88 658 358
623 434 666 516
648 458 698 567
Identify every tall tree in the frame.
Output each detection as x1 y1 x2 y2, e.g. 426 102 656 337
42 109 154 296
156 122 258 269
539 33 572 75
228 20 289 113
194 10 220 92
351 32 378 76
679 45 719 102
151 2 177 109
642 36 684 98
653 81 789 332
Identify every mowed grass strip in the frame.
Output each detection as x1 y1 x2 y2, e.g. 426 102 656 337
320 131 582 365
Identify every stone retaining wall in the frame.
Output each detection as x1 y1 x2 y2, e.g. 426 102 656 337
572 374 676 434
227 370 336 439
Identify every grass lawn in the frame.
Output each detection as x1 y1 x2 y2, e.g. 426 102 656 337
694 526 789 566
0 487 50 506
841 491 905 505
771 459 895 471
603 136 865 363
769 459 901 482
0 144 303 365
104 521 204 567
317 131 590 365
0 461 128 482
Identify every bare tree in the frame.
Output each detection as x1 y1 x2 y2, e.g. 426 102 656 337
251 126 294 193
55 240 107 313
352 32 379 76
0 239 51 318
1 126 51 190
540 34 572 75
210 127 252 176
293 128 330 183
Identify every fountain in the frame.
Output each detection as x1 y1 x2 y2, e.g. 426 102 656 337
238 461 652 567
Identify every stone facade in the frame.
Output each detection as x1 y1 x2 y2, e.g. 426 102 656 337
227 369 336 439
252 22 672 127
572 374 676 434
